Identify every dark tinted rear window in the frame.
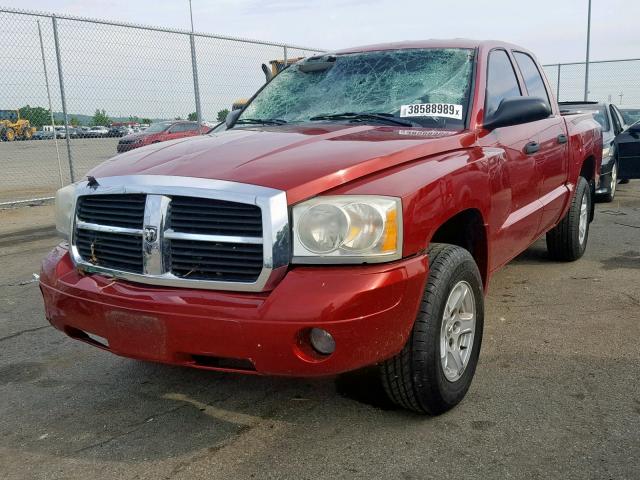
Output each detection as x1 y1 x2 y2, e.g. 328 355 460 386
513 52 550 108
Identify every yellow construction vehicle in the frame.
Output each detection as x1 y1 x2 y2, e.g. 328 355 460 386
263 57 304 81
0 109 35 141
230 57 305 113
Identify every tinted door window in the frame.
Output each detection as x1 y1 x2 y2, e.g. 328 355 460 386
183 123 200 131
513 52 551 108
485 50 522 118
169 123 186 133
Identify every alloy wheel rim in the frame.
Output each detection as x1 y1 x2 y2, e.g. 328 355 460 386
440 280 476 382
578 193 588 245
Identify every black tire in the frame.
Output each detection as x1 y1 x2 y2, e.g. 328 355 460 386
380 244 484 415
598 161 617 203
546 176 591 261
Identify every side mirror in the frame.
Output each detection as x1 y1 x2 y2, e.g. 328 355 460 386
629 122 640 133
483 97 551 131
225 108 241 128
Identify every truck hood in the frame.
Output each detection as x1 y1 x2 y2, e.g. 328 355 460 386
90 125 472 204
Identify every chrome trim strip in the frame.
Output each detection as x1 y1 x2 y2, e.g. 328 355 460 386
143 194 170 275
76 220 143 235
164 229 263 245
69 175 290 292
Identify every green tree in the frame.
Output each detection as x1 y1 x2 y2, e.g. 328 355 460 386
217 108 229 122
18 105 51 129
141 118 152 125
92 109 110 126
69 116 79 127
187 112 197 121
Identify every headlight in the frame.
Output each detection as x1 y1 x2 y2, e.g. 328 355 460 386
292 196 402 263
55 183 77 239
602 145 612 159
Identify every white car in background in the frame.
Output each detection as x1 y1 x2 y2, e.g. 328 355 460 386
84 126 110 138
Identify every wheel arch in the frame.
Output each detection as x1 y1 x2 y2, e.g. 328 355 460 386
426 208 489 289
579 155 596 221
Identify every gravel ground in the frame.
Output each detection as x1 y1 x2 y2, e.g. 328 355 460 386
0 184 639 480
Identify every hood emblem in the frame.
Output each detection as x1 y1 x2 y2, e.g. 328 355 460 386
143 227 158 243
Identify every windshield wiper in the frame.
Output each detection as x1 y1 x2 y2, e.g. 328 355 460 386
235 118 288 125
308 112 418 127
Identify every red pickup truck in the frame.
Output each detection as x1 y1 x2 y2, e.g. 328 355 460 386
41 40 601 415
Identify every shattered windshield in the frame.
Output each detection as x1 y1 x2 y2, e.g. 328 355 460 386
239 48 475 129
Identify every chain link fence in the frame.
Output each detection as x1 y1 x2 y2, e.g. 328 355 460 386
2 6 639 206
0 7 322 206
543 59 640 105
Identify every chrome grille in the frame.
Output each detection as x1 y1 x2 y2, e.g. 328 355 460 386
77 194 145 229
168 196 262 237
168 239 263 282
68 175 290 292
76 229 144 273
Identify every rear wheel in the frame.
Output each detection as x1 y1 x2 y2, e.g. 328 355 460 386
380 244 484 415
546 176 591 261
4 127 15 141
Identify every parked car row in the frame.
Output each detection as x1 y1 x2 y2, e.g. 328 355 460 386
28 124 151 140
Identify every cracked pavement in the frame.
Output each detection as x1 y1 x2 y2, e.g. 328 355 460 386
1 184 639 480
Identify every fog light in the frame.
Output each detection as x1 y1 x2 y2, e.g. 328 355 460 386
309 328 336 355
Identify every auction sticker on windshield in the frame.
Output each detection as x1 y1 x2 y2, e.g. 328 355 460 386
400 103 463 120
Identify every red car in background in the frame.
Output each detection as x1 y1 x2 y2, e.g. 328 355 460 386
117 121 208 153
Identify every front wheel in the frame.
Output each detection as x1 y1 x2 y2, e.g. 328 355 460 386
546 176 591 261
380 244 484 415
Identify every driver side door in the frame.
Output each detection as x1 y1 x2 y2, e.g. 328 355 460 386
479 49 543 270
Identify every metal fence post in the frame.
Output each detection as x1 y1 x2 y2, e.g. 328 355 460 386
51 15 75 183
584 0 592 101
37 20 64 188
190 34 203 126
556 63 561 101
283 45 288 65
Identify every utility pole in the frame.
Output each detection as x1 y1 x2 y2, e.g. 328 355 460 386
619 92 624 105
583 0 592 101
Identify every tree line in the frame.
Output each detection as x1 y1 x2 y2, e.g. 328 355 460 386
17 105 230 129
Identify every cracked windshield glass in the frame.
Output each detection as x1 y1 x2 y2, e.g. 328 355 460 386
239 48 474 129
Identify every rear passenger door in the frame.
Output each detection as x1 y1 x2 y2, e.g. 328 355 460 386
481 49 543 268
513 51 569 235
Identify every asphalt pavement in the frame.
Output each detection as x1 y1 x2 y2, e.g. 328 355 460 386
1 184 639 480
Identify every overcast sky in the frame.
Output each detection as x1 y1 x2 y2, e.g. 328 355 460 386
3 0 639 64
